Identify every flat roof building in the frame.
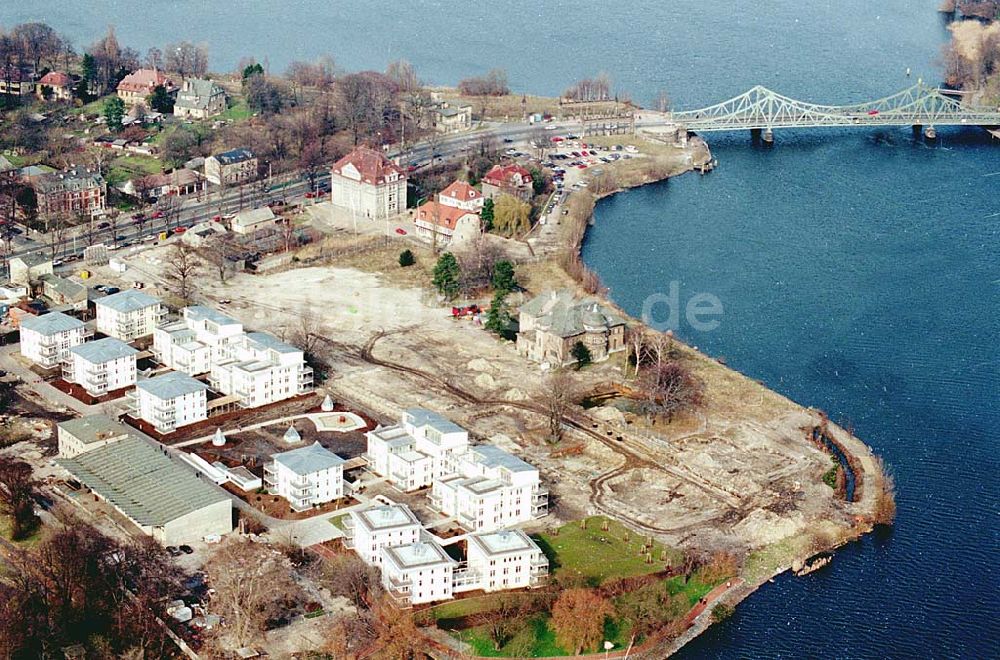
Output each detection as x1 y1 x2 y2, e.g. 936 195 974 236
57 414 134 458
345 503 423 566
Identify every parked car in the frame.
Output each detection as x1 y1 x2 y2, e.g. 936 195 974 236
179 545 194 555
104 287 120 295
151 210 164 219
98 222 110 229
166 546 183 557
172 226 187 234
395 227 407 235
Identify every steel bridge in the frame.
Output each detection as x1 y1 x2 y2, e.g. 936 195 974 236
670 82 1000 137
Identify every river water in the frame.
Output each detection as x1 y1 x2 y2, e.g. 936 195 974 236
5 0 998 657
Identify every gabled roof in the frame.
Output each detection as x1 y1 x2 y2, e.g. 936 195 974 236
56 436 229 527
137 371 207 400
96 289 160 313
34 168 105 194
38 71 72 87
483 163 532 187
117 69 175 93
69 337 138 364
39 274 87 301
232 206 275 227
11 252 51 268
273 441 344 475
331 147 405 186
175 78 225 110
415 201 479 231
19 311 83 336
440 181 482 203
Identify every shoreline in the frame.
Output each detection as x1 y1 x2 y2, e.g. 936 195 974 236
552 132 887 658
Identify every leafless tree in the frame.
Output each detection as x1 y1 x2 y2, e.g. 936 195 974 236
625 326 646 378
540 370 577 443
319 552 383 611
200 234 239 283
45 214 69 260
472 593 530 650
164 41 208 77
163 242 202 303
203 539 300 649
299 139 325 192
144 46 163 70
457 235 506 294
638 359 704 423
337 71 399 145
655 89 672 113
385 58 420 93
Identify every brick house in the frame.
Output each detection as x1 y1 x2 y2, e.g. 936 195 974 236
481 164 533 202
34 168 107 220
516 290 626 366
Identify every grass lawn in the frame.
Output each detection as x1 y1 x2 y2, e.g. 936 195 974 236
456 612 634 658
219 99 253 122
70 94 115 116
107 154 163 186
327 513 347 530
0 516 42 548
532 516 683 586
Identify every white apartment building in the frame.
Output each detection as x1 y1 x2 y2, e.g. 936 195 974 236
153 306 245 375
96 290 165 341
330 146 407 220
431 444 548 532
466 530 549 592
210 332 313 408
127 371 208 434
19 312 86 368
63 337 138 396
343 503 423 566
365 408 470 491
264 442 345 512
381 539 457 606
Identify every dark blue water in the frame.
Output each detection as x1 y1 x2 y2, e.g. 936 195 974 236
5 0 998 657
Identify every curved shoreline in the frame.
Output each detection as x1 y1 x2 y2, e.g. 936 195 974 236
557 134 887 657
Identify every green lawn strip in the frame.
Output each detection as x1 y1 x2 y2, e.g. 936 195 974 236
0 515 42 548
70 94 116 116
454 613 631 657
532 516 682 586
219 99 252 122
327 513 347 530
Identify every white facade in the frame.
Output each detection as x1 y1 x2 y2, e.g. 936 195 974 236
57 415 132 458
365 408 470 492
96 290 165 341
264 442 345 512
128 372 208 434
381 540 456 606
344 503 423 566
19 312 86 368
466 530 549 592
210 332 313 408
365 409 548 532
431 445 548 532
153 306 245 375
329 147 407 220
63 337 138 395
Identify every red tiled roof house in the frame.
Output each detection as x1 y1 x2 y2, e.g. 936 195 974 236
439 180 484 212
116 69 177 106
481 164 533 202
37 71 73 101
330 147 407 219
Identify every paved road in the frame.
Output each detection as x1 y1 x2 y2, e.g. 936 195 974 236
0 344 106 416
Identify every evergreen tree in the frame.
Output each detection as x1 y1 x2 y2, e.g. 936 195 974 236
242 62 264 81
491 260 517 295
147 84 174 113
571 341 592 369
432 252 461 300
103 96 126 132
81 53 96 85
485 291 513 337
398 249 415 267
481 197 494 232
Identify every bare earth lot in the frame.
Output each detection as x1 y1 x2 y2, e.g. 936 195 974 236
111 244 871 569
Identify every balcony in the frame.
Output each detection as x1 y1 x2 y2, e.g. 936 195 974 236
263 463 277 488
288 478 314 496
289 497 313 513
386 587 411 607
124 390 139 415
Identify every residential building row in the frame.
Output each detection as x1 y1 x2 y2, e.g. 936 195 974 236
365 408 548 533
343 501 548 606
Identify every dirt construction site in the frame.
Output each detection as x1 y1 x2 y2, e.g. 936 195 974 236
108 242 874 564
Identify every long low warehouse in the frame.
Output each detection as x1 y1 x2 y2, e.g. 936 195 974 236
57 431 232 545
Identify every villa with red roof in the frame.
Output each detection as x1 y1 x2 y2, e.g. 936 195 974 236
415 200 481 245
481 163 533 202
116 69 177 106
37 71 73 101
330 146 407 219
439 180 484 212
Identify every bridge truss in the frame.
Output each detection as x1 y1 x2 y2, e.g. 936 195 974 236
671 82 1000 132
